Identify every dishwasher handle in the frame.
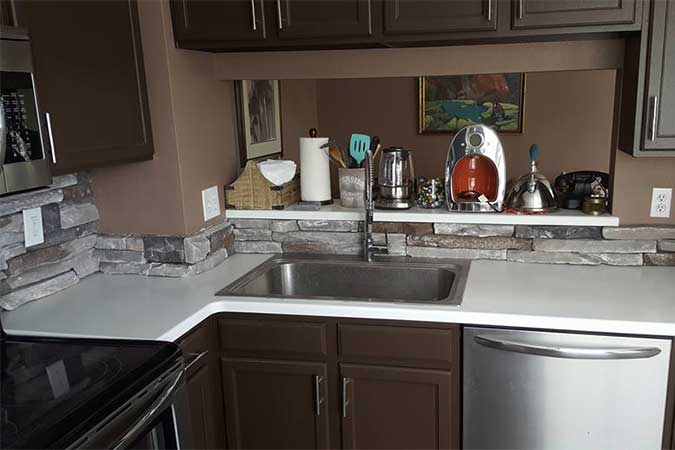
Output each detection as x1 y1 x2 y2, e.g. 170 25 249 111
474 335 662 360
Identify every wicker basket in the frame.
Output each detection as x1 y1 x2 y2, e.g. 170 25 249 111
225 161 300 210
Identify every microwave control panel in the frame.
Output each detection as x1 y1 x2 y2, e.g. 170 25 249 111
1 71 45 164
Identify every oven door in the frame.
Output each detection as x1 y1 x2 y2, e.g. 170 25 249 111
69 363 192 450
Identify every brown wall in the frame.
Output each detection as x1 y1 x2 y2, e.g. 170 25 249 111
92 0 185 235
280 79 319 164
93 0 239 235
612 151 675 225
315 71 615 184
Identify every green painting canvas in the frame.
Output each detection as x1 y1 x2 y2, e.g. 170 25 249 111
419 74 524 134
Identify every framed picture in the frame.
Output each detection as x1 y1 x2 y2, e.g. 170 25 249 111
418 73 525 134
234 80 282 166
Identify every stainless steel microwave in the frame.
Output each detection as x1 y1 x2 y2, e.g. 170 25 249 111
0 31 52 195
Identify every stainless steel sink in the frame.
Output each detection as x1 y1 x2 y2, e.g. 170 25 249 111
216 254 468 305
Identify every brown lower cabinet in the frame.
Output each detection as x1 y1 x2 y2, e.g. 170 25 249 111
179 314 460 449
340 364 454 449
221 358 330 449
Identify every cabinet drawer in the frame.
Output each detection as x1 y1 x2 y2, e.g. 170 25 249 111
218 318 329 360
339 323 458 369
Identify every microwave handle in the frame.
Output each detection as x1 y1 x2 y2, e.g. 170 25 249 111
0 103 6 167
112 367 185 450
45 112 56 164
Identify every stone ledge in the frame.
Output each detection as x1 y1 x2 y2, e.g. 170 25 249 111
603 226 675 240
507 250 644 266
533 239 657 254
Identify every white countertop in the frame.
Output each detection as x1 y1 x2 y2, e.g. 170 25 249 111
3 254 675 341
227 204 620 227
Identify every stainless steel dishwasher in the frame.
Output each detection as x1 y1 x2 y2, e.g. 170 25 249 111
463 327 671 449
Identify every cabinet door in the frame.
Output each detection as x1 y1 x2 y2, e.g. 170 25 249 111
170 0 267 47
222 358 330 449
643 0 675 151
21 1 153 174
185 358 222 450
383 0 497 35
513 0 639 30
179 320 227 450
275 0 372 40
340 363 456 449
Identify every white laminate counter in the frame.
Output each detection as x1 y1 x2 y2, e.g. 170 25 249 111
3 254 675 341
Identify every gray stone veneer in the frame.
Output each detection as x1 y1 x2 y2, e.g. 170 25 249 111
0 174 99 310
230 219 675 268
0 173 236 310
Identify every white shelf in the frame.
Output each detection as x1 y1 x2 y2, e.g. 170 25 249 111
227 202 620 227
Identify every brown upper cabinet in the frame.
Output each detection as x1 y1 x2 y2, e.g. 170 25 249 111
16 0 154 174
170 0 643 51
276 0 373 40
619 0 675 156
383 0 497 35
642 0 675 152
513 0 641 30
170 0 268 50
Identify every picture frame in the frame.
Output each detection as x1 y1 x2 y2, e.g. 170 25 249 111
234 80 283 167
418 74 525 135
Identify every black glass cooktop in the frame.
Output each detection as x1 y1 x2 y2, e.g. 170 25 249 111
0 335 181 449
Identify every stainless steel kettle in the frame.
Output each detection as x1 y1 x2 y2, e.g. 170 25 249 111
505 144 559 212
375 147 414 209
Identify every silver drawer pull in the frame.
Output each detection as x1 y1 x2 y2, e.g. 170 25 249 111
276 0 283 29
342 377 351 418
474 335 661 360
250 0 257 30
650 96 659 141
45 112 56 164
314 375 324 416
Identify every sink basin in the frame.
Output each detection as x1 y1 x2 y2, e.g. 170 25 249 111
216 255 468 305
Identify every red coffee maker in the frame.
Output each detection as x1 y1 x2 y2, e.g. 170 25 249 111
445 125 506 212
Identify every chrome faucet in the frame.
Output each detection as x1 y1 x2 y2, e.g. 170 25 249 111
364 148 388 262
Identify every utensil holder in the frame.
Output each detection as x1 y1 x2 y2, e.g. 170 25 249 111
338 167 365 208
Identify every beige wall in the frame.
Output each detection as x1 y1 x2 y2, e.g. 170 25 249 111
315 71 614 184
93 0 239 235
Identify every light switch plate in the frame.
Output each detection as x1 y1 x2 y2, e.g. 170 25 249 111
202 186 221 221
650 187 672 218
23 207 44 247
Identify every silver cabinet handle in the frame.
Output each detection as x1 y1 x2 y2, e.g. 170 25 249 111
518 0 524 19
276 0 283 29
342 377 351 418
314 375 324 416
185 350 208 371
474 335 661 360
250 0 257 30
488 0 492 21
650 96 659 141
45 112 56 164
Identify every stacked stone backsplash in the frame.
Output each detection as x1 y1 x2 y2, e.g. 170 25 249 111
0 173 236 310
96 221 234 277
0 173 100 310
231 219 675 267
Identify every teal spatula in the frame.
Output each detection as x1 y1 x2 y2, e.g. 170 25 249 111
349 134 371 167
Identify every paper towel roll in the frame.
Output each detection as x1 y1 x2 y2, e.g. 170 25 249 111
300 136 331 202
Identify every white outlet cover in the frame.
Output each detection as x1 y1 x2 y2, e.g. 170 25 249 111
202 186 221 221
650 187 672 218
23 207 44 247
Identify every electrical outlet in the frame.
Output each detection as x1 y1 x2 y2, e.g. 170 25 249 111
650 187 672 218
23 207 44 247
201 186 221 221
